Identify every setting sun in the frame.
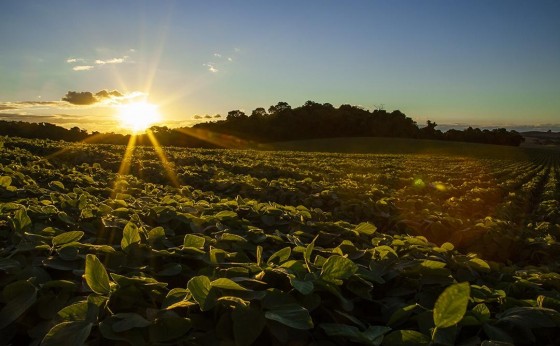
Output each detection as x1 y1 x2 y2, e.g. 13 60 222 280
117 101 161 133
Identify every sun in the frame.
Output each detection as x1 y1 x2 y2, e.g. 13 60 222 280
117 101 161 133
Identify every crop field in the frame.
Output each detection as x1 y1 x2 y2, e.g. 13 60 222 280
1 136 560 345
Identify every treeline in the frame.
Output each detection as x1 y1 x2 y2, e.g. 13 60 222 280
0 102 525 147
0 120 220 148
194 101 525 146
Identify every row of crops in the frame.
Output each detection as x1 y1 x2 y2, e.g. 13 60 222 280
1 136 560 345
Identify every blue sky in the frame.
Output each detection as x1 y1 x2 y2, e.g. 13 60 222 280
0 1 559 132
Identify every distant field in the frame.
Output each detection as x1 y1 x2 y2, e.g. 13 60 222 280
1 136 559 345
259 136 545 158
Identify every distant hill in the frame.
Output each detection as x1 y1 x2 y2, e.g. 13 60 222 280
521 131 560 139
259 137 541 159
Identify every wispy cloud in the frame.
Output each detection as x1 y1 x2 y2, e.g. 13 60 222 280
203 48 239 73
65 52 132 71
73 65 94 71
0 101 67 111
95 56 127 65
204 63 219 73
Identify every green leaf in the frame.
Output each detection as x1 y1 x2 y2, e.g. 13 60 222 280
52 231 84 247
149 316 191 343
12 208 32 232
321 323 390 345
0 280 38 329
382 330 430 345
233 305 266 346
183 234 205 248
84 254 111 295
472 303 491 323
468 258 491 272
49 180 65 191
121 222 141 251
304 236 316 272
498 306 559 329
256 245 263 267
112 313 151 332
187 275 216 311
211 278 248 291
42 321 92 346
320 255 358 284
355 222 377 236
265 303 314 330
58 301 89 321
433 282 470 328
267 246 291 265
290 276 314 295
0 176 12 187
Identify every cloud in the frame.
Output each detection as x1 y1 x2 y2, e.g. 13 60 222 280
0 101 66 111
62 91 97 105
95 90 123 98
73 65 94 71
203 63 218 73
61 89 143 105
95 57 127 65
0 105 17 111
213 53 222 58
66 58 85 63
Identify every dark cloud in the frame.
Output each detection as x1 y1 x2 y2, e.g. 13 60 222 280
95 90 123 98
62 89 124 105
62 91 97 105
0 105 17 111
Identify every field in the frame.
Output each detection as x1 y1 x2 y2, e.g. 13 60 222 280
1 136 560 345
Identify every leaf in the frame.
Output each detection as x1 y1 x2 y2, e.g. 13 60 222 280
84 254 111 295
112 313 151 332
0 280 38 329
304 236 316 272
0 176 12 187
211 278 248 291
320 255 358 284
52 231 84 247
265 303 314 330
58 301 89 321
471 303 491 323
42 321 93 346
355 222 377 236
468 258 491 272
12 208 32 232
256 245 263 267
149 316 191 343
433 282 470 328
233 305 266 346
183 234 205 248
290 276 314 295
497 306 559 329
267 247 291 265
321 323 390 345
382 330 430 346
187 275 216 311
121 222 141 251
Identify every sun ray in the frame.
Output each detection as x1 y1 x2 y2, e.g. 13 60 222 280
146 129 181 187
111 134 137 199
174 127 263 149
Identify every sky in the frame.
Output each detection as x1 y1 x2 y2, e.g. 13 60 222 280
0 0 559 133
